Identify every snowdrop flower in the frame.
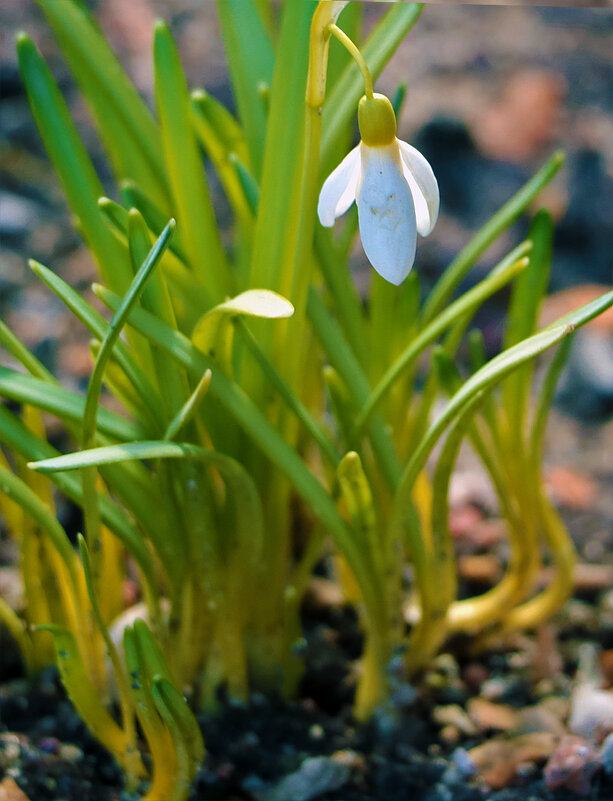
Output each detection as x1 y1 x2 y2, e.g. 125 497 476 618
318 93 439 285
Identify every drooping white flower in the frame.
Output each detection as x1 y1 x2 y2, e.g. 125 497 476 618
318 93 439 285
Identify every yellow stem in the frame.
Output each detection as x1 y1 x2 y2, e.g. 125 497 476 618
326 24 374 99
500 493 576 631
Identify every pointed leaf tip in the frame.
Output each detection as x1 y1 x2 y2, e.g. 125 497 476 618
154 18 169 35
15 31 31 48
221 289 294 319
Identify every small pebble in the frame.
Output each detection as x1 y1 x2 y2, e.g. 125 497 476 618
240 731 260 748
429 781 454 801
451 747 477 777
38 716 56 736
534 678 557 698
440 725 460 745
435 685 468 706
0 736 21 768
58 744 83 762
39 737 60 755
544 735 602 795
431 654 460 680
265 756 350 801
390 681 417 707
569 645 613 740
564 600 598 628
242 773 267 794
309 724 325 741
331 749 365 772
516 760 539 779
217 761 235 780
508 651 530 670
600 731 613 775
300 698 318 713
251 692 267 707
570 683 613 740
601 590 613 615
480 677 511 701
584 538 605 561
462 663 489 692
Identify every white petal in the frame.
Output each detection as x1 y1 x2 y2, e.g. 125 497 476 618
397 139 439 237
317 144 361 227
356 144 417 285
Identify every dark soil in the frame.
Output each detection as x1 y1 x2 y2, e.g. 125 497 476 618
3 591 613 801
0 672 122 800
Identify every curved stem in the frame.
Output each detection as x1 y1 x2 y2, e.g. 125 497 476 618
501 493 575 631
326 24 374 99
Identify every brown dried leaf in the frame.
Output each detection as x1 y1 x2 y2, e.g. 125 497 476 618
601 651 613 689
467 698 519 733
0 778 31 801
529 625 563 683
458 555 502 585
468 732 558 789
546 466 599 511
536 564 613 596
433 704 479 736
514 703 568 738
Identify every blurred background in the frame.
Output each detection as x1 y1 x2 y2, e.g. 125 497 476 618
1 1 612 568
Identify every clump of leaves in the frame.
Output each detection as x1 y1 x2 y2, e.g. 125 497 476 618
1 1 612 796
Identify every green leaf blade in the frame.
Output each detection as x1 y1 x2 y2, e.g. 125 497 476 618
35 0 169 208
154 21 229 303
215 0 274 175
16 33 131 292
